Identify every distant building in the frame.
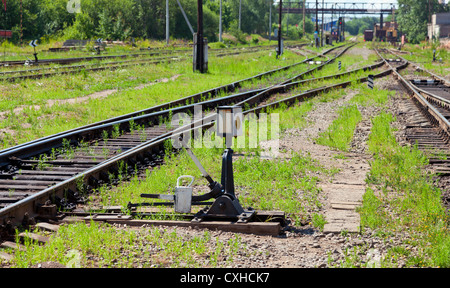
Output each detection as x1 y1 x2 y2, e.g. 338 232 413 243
428 13 450 42
373 22 399 42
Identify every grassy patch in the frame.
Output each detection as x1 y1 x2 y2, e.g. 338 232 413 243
399 43 449 77
315 104 362 151
0 48 308 149
350 85 393 107
92 136 335 227
360 111 450 267
4 221 247 268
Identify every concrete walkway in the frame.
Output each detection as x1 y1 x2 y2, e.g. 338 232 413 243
321 153 370 233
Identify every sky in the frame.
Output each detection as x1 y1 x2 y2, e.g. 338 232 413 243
278 0 400 20
275 0 398 4
276 0 399 12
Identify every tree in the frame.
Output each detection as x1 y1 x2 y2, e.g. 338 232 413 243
300 17 314 34
228 0 271 34
0 0 301 44
396 0 448 43
344 17 378 36
396 0 429 43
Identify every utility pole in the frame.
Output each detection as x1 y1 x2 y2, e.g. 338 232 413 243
277 0 282 58
20 0 23 46
219 0 223 42
332 4 334 35
166 0 169 45
315 0 319 47
321 0 324 47
195 0 206 73
380 13 383 41
286 1 289 35
269 0 272 41
337 8 341 42
239 0 242 31
303 0 305 37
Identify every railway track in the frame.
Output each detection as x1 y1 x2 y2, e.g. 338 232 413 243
0 55 184 82
0 41 396 239
0 44 345 158
0 44 276 68
375 48 450 178
0 45 279 82
1 50 178 67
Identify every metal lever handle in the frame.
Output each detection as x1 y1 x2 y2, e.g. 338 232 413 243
177 175 195 187
179 136 215 186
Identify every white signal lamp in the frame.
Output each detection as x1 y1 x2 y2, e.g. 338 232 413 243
216 106 243 139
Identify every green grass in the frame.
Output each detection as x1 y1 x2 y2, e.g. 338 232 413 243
7 40 444 268
360 111 450 267
315 104 362 151
312 82 393 152
0 47 310 149
91 134 336 227
4 220 247 268
1 40 364 150
398 42 449 77
350 85 393 107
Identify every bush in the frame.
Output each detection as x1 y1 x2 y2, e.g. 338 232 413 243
209 41 227 49
251 35 259 45
229 21 248 44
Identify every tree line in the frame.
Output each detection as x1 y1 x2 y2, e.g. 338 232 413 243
1 0 447 45
0 0 315 44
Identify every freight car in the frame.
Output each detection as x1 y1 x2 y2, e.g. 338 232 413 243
364 30 374 41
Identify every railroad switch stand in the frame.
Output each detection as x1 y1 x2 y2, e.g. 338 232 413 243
132 106 254 222
94 38 103 55
192 106 254 222
192 146 255 223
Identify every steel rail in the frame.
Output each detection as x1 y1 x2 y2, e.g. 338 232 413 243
385 50 450 111
246 67 392 114
0 47 276 82
0 45 277 68
0 55 184 77
0 45 279 78
236 43 357 107
101 53 388 164
0 44 345 159
1 50 178 67
0 43 348 158
0 61 393 227
414 85 450 110
0 44 349 161
375 48 450 139
1 56 185 82
0 43 356 226
387 49 450 86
